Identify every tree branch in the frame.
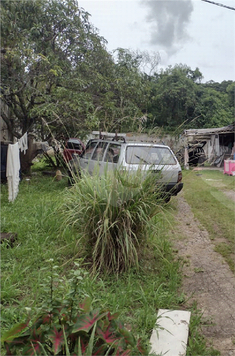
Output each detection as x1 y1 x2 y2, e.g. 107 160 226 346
1 111 21 138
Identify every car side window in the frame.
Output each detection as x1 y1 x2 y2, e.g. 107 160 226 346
82 141 97 159
92 142 108 161
104 143 121 163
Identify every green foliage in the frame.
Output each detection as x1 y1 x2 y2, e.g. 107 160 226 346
2 260 146 356
1 0 234 143
192 85 234 128
146 65 200 128
104 48 154 132
1 0 111 139
1 0 153 140
61 168 164 275
145 65 234 130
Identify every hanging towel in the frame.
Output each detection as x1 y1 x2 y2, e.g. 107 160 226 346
6 143 21 202
18 132 28 154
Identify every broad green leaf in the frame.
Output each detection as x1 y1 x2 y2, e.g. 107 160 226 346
79 297 91 313
1 322 28 343
119 328 136 347
85 321 96 356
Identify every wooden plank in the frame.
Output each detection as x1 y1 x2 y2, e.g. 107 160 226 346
150 309 191 356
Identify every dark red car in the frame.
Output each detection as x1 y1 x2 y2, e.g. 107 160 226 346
63 138 85 162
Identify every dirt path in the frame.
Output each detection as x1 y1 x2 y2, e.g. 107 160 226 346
173 194 235 356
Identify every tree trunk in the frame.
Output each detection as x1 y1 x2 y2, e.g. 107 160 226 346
20 134 43 175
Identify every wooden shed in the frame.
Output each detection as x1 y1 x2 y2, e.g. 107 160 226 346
182 122 235 168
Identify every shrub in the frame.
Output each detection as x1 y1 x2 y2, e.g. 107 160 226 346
61 168 164 275
1 260 146 356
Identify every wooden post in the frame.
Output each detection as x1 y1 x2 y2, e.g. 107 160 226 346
184 146 189 170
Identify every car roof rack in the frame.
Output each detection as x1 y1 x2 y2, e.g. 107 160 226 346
92 131 126 143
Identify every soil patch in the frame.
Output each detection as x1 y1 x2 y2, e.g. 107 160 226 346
173 194 235 356
223 190 235 203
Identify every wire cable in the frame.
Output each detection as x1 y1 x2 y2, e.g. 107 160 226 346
201 0 235 11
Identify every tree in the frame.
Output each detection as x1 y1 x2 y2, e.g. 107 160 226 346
1 1 156 172
146 65 199 129
191 86 234 128
226 82 235 108
1 0 111 141
105 48 152 132
81 48 157 133
1 0 119 172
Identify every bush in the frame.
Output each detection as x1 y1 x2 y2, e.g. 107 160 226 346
1 260 146 356
61 168 164 275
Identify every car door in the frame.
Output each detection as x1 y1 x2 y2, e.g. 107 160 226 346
79 141 98 173
89 141 108 175
101 142 121 174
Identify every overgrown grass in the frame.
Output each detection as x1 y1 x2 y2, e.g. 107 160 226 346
182 169 235 272
1 168 219 355
61 168 165 275
1 175 72 307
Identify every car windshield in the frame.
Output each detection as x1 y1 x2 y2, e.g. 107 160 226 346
126 146 176 165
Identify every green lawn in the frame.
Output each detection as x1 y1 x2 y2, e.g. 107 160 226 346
1 169 220 355
182 169 235 272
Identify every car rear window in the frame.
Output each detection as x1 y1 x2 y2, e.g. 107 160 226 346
126 146 176 165
67 141 82 150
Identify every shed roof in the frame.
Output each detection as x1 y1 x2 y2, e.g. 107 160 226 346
184 122 235 137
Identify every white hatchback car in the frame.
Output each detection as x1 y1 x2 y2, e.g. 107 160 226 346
68 133 183 201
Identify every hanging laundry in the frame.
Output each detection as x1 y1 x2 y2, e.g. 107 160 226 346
1 143 8 183
18 132 28 154
6 142 21 202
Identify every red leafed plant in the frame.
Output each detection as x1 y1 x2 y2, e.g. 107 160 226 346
1 260 147 355
2 301 145 355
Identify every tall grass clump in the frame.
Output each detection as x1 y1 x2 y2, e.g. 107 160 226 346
61 168 164 275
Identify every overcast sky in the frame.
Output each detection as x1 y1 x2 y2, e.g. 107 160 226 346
79 0 235 83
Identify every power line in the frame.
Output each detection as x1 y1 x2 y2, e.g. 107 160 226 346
201 0 235 11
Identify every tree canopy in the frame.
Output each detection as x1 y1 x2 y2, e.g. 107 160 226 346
1 0 234 144
1 0 112 139
145 65 234 130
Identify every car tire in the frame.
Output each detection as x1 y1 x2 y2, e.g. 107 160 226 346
163 195 171 203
